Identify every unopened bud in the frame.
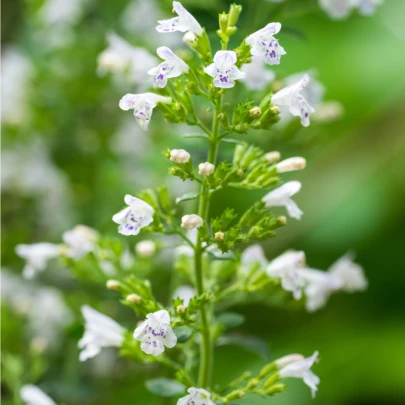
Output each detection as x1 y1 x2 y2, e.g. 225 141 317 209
270 106 280 115
182 31 197 46
263 372 280 389
126 294 141 304
275 353 304 369
176 304 186 314
278 216 287 226
249 106 261 118
181 214 203 230
265 151 281 164
276 157 306 173
135 240 156 258
106 279 120 291
225 390 245 401
247 378 260 389
170 149 191 163
219 12 229 33
228 4 242 27
265 383 287 396
198 162 215 176
237 168 244 177
215 231 224 241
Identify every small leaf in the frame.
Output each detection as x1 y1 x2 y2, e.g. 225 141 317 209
173 326 193 343
145 378 186 397
216 312 245 328
176 192 200 204
216 334 270 360
221 138 244 144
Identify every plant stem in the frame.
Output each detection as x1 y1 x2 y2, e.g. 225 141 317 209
194 95 222 388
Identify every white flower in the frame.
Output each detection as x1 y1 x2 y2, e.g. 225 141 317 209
267 250 306 299
177 388 215 405
113 194 155 236
279 351 320 398
276 157 306 173
20 385 56 405
265 151 281 164
78 305 125 361
198 162 215 176
262 181 303 220
62 225 99 260
328 253 368 292
170 149 191 163
133 309 177 356
241 244 268 273
119 92 172 131
298 268 342 311
355 0 383 16
241 55 276 90
181 214 203 230
246 22 286 65
276 353 305 369
312 101 344 123
135 240 156 258
172 285 196 306
148 46 189 88
272 74 315 127
204 51 245 89
156 1 203 36
319 0 354 19
15 243 61 279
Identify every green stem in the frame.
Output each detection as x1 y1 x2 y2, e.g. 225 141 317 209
195 95 222 388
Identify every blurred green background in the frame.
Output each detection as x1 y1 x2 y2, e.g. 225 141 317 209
2 0 405 404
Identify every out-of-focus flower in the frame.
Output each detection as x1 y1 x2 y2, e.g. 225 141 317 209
172 285 196 306
265 151 281 164
275 354 305 369
20 385 56 405
279 351 320 398
272 74 315 127
319 0 354 19
112 194 155 236
276 157 306 173
262 181 303 220
133 309 177 356
246 22 286 65
170 149 191 163
156 1 203 36
241 56 276 90
15 243 61 279
312 101 344 123
177 388 215 405
135 240 156 258
62 225 99 260
79 305 125 361
198 162 215 176
148 46 189 88
37 0 83 26
267 251 306 299
204 51 245 89
119 93 172 131
356 0 384 16
241 244 268 273
181 214 203 230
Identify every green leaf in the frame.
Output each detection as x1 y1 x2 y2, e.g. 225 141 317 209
216 312 245 328
145 378 186 397
176 192 200 204
216 334 270 360
220 138 244 144
173 326 193 343
183 134 209 139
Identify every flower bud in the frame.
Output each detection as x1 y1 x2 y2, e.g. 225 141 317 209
270 106 280 115
182 31 197 46
198 162 215 176
135 240 156 258
176 304 186 314
225 390 245 401
215 231 224 241
265 151 281 164
264 383 287 396
126 294 141 304
275 353 304 369
263 372 280 389
219 12 229 34
170 149 191 163
278 216 287 226
247 378 260 390
276 157 306 173
249 106 261 118
228 4 242 27
181 214 203 230
106 279 120 291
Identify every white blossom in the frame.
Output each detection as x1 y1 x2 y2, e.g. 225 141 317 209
181 214 203 230
355 0 384 16
279 351 320 398
170 149 191 163
265 151 281 164
177 388 215 405
204 51 245 89
156 1 203 36
276 157 306 173
112 194 155 236
133 309 177 356
198 162 215 176
241 55 276 90
20 385 56 405
267 250 306 299
262 181 303 220
62 225 99 260
172 285 196 306
272 74 315 127
328 253 368 292
119 92 172 131
78 305 125 361
135 240 156 258
276 353 305 369
246 22 286 65
15 243 61 279
241 244 268 273
319 0 354 19
148 46 189 88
